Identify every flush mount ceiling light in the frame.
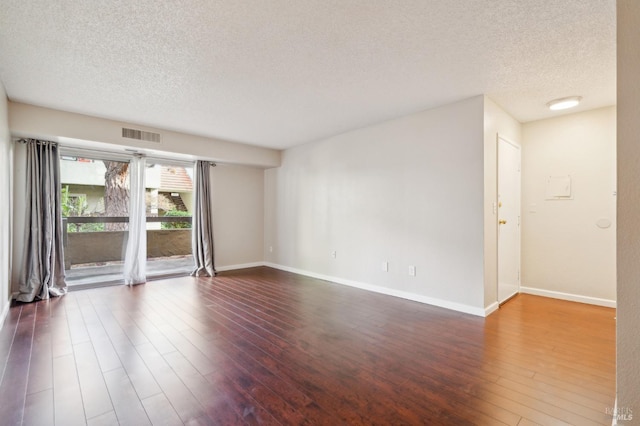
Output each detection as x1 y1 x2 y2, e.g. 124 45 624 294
547 96 582 111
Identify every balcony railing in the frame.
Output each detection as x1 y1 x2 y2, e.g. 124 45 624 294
62 216 192 269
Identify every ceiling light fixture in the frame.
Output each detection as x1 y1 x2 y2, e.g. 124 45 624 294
547 96 582 111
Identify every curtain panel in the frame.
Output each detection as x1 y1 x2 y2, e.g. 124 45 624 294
16 139 67 302
191 161 216 277
123 155 147 285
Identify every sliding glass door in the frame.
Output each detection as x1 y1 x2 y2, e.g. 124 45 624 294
60 151 194 286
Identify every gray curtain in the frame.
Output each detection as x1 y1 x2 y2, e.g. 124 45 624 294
191 160 216 277
16 139 67 302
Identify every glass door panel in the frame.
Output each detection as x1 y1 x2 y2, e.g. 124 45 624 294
60 156 130 286
145 162 194 278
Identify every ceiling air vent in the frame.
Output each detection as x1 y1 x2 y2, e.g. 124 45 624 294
122 127 161 143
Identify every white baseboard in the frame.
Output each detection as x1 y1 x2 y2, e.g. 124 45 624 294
216 262 266 272
520 286 616 308
264 262 487 317
0 299 11 331
484 301 500 316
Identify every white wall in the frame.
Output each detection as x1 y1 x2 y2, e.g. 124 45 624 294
483 97 522 309
521 107 616 305
0 82 12 324
617 0 640 416
212 164 265 270
264 96 487 315
60 159 107 186
9 102 280 168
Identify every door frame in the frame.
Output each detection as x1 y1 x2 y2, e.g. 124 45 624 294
496 135 521 304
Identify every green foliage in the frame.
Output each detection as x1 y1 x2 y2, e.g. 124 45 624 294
161 210 192 229
75 222 105 232
61 186 88 216
61 186 104 232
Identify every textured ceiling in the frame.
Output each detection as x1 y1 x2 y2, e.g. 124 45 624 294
0 0 616 149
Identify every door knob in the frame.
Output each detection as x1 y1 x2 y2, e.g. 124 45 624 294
499 219 507 225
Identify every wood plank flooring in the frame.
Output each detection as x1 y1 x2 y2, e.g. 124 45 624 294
0 267 616 425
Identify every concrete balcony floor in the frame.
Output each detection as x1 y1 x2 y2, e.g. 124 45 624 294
66 255 194 287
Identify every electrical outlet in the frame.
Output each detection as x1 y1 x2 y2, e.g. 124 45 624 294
408 265 416 276
331 251 337 258
382 261 388 272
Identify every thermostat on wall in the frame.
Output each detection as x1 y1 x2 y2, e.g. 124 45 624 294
546 175 572 200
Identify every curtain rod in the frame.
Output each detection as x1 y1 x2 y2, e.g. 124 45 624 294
16 138 220 167
58 145 197 167
15 138 57 145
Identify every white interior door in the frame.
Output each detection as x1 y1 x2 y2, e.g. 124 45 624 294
497 137 521 303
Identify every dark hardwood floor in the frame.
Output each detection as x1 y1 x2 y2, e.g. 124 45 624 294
0 267 616 425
